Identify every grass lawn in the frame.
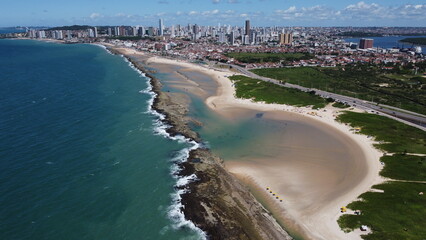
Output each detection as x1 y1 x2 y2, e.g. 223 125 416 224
380 154 426 181
251 67 426 115
337 111 426 239
336 112 426 154
338 182 426 240
229 75 327 109
252 67 333 89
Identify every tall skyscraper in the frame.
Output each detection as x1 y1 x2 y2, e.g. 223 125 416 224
148 27 154 36
218 32 226 43
230 31 235 45
279 33 293 45
193 24 199 35
139 26 145 37
245 20 250 36
170 25 175 38
93 27 98 38
88 28 94 38
107 28 112 37
159 19 164 36
359 38 373 49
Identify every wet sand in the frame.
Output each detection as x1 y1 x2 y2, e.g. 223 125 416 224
113 48 384 240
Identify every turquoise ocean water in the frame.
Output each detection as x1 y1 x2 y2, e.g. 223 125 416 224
0 39 203 240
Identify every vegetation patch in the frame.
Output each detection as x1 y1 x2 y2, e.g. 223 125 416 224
229 75 327 109
400 37 426 45
337 111 426 154
380 154 426 181
332 102 350 109
336 111 426 239
251 65 426 115
225 52 313 63
338 182 426 240
47 25 92 31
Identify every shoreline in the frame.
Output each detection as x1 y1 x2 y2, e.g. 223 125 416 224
145 55 385 239
104 45 293 240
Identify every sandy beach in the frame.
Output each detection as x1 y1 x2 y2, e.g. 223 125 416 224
110 46 384 240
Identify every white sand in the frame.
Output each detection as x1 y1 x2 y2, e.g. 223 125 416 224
120 49 385 240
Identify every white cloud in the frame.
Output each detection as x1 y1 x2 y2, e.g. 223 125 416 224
81 2 426 26
273 2 426 23
275 5 339 21
89 13 102 19
201 9 220 16
212 0 220 3
342 2 426 21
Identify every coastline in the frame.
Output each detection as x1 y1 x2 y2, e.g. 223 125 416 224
144 55 385 239
104 45 293 240
4 37 423 239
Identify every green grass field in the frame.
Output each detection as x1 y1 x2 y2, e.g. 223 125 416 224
229 75 327 109
337 111 426 239
338 182 426 240
251 67 426 115
337 112 426 154
225 52 312 63
380 155 426 181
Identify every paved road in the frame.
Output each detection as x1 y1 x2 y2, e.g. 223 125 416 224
219 63 426 131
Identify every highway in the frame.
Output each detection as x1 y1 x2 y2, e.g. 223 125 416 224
221 63 426 131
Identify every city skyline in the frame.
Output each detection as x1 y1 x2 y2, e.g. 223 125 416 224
1 0 426 27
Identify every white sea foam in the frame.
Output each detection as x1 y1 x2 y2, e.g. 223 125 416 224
112 51 206 239
92 44 113 55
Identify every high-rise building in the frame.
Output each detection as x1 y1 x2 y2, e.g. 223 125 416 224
279 33 293 45
119 26 127 36
218 32 226 43
37 30 46 39
107 28 112 37
250 31 256 44
359 38 373 49
94 27 98 38
230 31 235 45
170 25 175 38
245 20 250 36
243 35 250 45
139 26 145 37
88 28 95 38
56 30 63 39
193 24 199 35
114 26 120 36
131 26 137 36
159 19 164 36
148 27 154 36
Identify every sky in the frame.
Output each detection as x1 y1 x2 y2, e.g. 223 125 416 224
1 0 425 27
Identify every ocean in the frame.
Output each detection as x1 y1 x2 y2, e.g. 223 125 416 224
0 28 27 34
0 39 203 240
